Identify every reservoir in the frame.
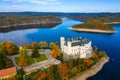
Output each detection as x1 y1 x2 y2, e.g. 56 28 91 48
0 18 120 80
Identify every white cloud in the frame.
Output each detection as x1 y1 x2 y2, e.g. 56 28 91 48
0 5 28 12
2 0 60 4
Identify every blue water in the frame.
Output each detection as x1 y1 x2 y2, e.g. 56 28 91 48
0 18 120 80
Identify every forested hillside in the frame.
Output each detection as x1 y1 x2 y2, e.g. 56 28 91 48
0 15 62 28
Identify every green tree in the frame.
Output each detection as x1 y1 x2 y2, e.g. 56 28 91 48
56 53 64 63
0 54 5 69
17 68 25 80
0 41 7 56
31 42 39 58
3 56 13 68
69 67 78 77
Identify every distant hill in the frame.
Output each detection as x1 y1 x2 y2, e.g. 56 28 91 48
1 12 120 23
0 15 62 28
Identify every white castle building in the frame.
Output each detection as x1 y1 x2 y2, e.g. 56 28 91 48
60 37 92 58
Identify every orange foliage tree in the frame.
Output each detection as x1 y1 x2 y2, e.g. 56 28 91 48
58 64 68 80
5 41 18 55
51 49 58 58
84 58 93 67
32 42 38 50
40 72 47 79
50 42 61 58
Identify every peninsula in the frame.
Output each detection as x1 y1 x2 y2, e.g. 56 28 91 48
70 20 116 33
70 55 109 80
0 37 109 80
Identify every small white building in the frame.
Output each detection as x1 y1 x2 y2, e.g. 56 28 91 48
60 37 92 58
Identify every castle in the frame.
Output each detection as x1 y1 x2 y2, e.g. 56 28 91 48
60 37 92 58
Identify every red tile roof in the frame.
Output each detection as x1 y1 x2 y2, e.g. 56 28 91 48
0 67 16 78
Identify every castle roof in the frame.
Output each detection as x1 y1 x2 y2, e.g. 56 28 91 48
64 37 90 46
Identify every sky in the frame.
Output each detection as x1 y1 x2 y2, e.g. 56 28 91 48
0 0 120 12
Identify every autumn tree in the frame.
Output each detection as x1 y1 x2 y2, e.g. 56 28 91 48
58 64 68 80
84 58 93 68
40 72 47 79
31 42 39 58
18 47 29 67
39 41 48 49
3 56 13 68
5 41 19 55
49 42 56 50
50 42 61 58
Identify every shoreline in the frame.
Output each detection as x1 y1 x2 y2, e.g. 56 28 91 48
0 21 62 28
69 28 116 33
0 22 62 32
70 55 109 80
104 22 120 25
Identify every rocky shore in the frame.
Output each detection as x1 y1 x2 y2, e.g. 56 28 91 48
104 22 120 25
69 28 116 33
0 22 62 32
70 55 109 80
0 21 62 28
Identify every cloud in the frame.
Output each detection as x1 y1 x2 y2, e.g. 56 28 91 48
0 5 29 12
2 0 60 4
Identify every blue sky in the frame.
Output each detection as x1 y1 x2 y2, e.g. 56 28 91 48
0 0 120 12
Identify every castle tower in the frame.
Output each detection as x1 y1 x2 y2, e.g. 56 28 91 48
60 37 65 52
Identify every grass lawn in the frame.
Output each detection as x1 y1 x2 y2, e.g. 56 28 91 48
14 54 48 66
36 54 48 62
14 55 35 66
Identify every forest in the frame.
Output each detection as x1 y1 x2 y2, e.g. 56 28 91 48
0 41 106 80
1 12 120 23
0 15 62 28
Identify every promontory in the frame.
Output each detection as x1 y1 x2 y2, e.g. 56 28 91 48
70 20 116 33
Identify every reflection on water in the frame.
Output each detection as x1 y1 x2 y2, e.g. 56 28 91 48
0 29 38 45
0 23 60 33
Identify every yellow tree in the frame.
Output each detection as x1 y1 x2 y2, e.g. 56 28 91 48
18 47 29 67
50 42 61 58
49 42 56 50
39 41 48 49
51 49 58 58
